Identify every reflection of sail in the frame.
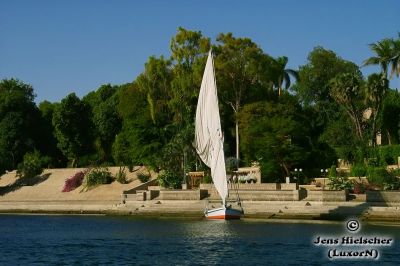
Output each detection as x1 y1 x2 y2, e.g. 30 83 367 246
194 50 228 203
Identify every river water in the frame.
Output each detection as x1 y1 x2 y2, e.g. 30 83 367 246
0 215 398 265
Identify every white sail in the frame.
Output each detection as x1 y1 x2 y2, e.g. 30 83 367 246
194 50 228 204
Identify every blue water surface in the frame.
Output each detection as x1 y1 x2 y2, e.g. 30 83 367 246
0 215 398 265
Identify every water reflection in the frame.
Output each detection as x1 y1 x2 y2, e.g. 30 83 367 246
0 215 398 265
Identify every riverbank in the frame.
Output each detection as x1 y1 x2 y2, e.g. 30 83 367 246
0 199 399 223
0 168 399 222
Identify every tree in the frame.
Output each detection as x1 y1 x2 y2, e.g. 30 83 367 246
136 56 173 125
154 27 211 179
238 97 311 181
169 27 210 125
114 83 167 169
390 34 400 78
271 56 298 97
38 101 66 167
380 89 400 145
52 93 92 167
0 79 42 173
365 74 389 146
363 38 395 79
294 46 361 107
329 73 365 141
214 32 265 163
83 84 122 163
293 47 362 164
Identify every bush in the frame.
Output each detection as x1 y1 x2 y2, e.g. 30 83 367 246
137 173 150 183
382 179 400 190
328 165 337 178
352 182 366 194
83 167 114 189
157 171 182 189
116 167 128 184
328 166 351 190
202 172 212 184
378 145 400 165
16 151 43 179
383 169 400 190
328 175 352 190
367 167 388 187
62 170 86 192
351 164 367 177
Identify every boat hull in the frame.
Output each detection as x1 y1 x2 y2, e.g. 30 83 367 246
205 206 243 220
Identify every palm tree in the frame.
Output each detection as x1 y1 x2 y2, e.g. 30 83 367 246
389 34 400 78
365 74 389 146
273 56 298 97
363 38 394 78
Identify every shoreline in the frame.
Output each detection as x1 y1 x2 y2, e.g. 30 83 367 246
0 200 399 223
1 168 399 223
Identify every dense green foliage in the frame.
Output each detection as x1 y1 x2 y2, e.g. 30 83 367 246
0 79 43 173
83 167 113 189
157 171 182 189
52 93 93 167
1 29 400 190
16 150 43 179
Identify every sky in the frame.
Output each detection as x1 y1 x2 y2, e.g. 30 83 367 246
1 0 399 103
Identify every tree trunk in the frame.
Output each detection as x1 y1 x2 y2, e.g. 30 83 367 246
233 100 241 169
387 130 392 145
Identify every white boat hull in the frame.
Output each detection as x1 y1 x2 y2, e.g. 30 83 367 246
205 206 243 220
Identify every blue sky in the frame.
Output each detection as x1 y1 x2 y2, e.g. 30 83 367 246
1 0 399 103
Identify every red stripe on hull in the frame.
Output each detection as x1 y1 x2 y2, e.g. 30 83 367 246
206 214 241 220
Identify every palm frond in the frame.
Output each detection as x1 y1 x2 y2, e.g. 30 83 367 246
362 57 380 67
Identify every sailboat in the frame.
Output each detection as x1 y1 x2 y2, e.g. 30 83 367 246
194 50 243 220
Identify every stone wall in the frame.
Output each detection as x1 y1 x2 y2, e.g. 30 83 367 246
231 183 279 190
366 191 400 203
205 189 299 201
280 183 298 190
200 183 297 191
158 189 207 200
124 191 146 201
305 190 347 202
236 190 299 201
123 179 158 194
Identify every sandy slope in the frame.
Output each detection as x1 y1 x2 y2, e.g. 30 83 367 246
0 166 154 202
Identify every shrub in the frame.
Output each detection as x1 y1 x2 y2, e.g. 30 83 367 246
328 175 352 190
352 181 366 194
157 171 182 189
202 172 212 184
328 165 337 178
137 173 150 183
367 167 388 187
382 179 400 190
378 145 400 165
83 167 114 189
62 170 86 192
383 169 400 190
351 164 367 177
16 151 43 179
116 167 128 184
328 166 351 190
